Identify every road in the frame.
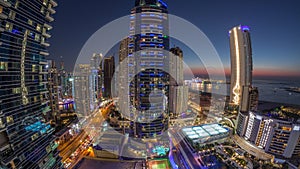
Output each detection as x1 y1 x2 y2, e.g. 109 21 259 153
169 128 205 169
59 100 113 168
232 135 274 161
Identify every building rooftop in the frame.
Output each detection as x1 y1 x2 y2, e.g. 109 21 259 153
182 124 229 143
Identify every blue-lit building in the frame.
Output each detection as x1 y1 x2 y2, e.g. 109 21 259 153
126 0 170 138
0 0 62 168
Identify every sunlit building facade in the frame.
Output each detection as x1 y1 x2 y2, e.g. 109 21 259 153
0 0 62 168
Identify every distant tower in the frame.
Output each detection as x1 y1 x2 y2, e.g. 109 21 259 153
103 56 115 98
249 87 259 111
169 47 186 118
74 64 92 117
229 25 253 112
90 54 102 110
170 47 184 85
118 38 130 117
47 60 60 125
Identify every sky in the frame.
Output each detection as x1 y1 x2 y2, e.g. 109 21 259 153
49 0 300 77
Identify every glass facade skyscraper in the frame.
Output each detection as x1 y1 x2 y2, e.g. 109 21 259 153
121 0 170 139
0 0 62 168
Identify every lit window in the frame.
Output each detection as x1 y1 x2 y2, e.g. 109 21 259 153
12 88 21 94
34 96 38 103
0 62 8 71
31 133 39 141
43 0 48 6
28 19 33 26
0 6 3 14
40 7 45 14
6 116 14 124
41 37 45 43
32 65 37 72
15 1 19 8
35 34 40 41
5 22 13 31
0 118 4 128
8 11 16 20
36 24 41 32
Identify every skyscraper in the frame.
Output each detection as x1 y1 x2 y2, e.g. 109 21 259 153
47 60 60 126
118 38 130 119
170 47 184 85
90 53 102 109
0 0 62 168
249 87 259 111
74 64 91 117
229 25 253 112
169 47 187 119
103 56 115 98
124 0 170 138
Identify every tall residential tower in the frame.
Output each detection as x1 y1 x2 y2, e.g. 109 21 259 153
0 0 62 168
229 25 253 112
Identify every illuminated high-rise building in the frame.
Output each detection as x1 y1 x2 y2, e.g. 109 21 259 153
236 111 300 158
118 38 130 119
0 0 62 168
74 64 91 117
121 0 170 138
249 87 259 111
90 53 102 109
229 25 253 112
47 60 60 126
169 47 187 119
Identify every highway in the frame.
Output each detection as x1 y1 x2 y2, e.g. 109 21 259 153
59 100 113 168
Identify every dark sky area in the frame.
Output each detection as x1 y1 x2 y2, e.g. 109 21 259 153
49 0 300 77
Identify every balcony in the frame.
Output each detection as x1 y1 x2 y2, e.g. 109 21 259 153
40 51 49 56
42 106 51 114
50 0 58 7
41 42 50 47
44 23 53 30
48 6 56 14
0 0 11 7
42 32 51 38
42 100 50 105
0 13 8 20
45 14 54 22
